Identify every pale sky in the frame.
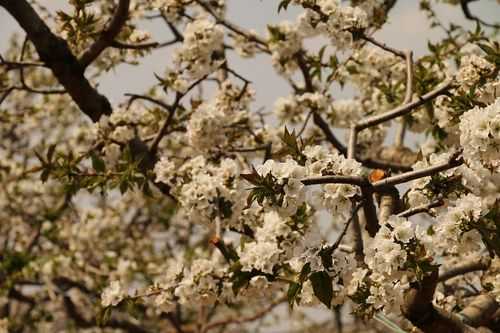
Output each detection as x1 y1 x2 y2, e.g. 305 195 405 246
1 0 498 107
0 1 498 149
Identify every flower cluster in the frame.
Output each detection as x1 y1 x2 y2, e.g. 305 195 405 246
154 155 245 228
186 80 254 152
459 97 500 171
101 280 126 307
406 151 459 207
435 194 487 254
274 92 329 123
456 54 495 90
267 22 303 76
169 17 224 91
349 216 425 316
294 0 368 49
304 145 363 218
253 158 307 216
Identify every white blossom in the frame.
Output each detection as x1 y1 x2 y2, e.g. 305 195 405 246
101 280 125 307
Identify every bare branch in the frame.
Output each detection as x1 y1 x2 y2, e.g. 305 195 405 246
356 79 452 131
438 257 491 283
371 152 462 189
301 175 368 187
194 0 269 53
360 34 406 58
312 112 348 155
460 0 500 29
332 200 365 252
125 93 172 111
395 50 414 147
312 107 412 171
397 199 444 218
111 40 160 50
347 125 358 160
202 297 286 332
459 294 499 328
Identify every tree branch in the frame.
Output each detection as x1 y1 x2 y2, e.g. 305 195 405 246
360 34 406 58
438 257 491 283
202 297 285 332
194 0 269 53
395 50 414 147
355 79 452 131
371 152 462 189
0 0 112 122
460 0 500 29
397 199 443 218
301 175 368 186
312 111 412 171
79 0 131 68
459 295 499 328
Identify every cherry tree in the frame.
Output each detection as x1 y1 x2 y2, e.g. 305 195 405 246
1 0 499 332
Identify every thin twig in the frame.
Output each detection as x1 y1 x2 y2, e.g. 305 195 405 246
194 0 269 53
397 199 443 218
360 34 406 58
202 297 286 333
331 200 364 251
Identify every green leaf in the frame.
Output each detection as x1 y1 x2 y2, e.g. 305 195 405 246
124 298 140 319
299 262 311 283
281 127 306 165
211 238 239 263
119 180 129 194
0 251 30 275
318 246 334 271
41 169 51 183
287 282 301 308
91 153 106 173
477 43 496 56
240 167 261 185
47 144 57 163
231 269 255 295
309 271 333 308
96 306 112 326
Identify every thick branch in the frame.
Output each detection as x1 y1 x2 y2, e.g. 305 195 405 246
79 0 131 68
459 295 498 328
438 257 491 283
0 0 112 122
377 185 402 224
402 270 477 332
371 152 462 189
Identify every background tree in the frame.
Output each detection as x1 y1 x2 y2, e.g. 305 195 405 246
0 0 499 332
